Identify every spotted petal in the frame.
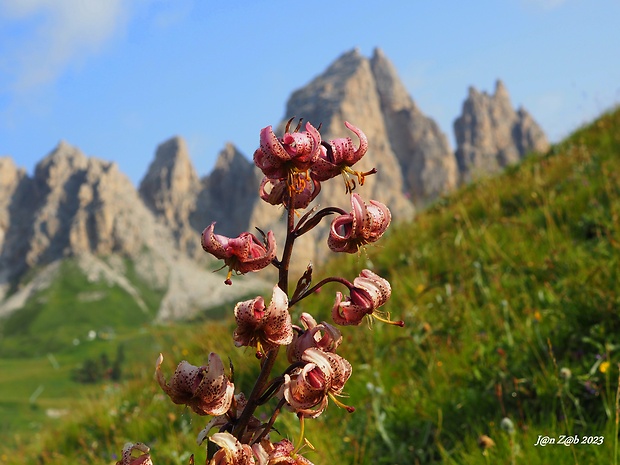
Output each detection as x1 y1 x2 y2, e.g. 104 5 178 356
155 353 234 416
234 286 293 353
201 222 277 283
312 121 368 182
327 194 391 253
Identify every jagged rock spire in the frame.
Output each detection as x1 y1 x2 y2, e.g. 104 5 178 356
370 47 457 205
139 136 201 255
454 80 549 182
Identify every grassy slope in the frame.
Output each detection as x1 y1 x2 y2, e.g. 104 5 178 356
2 107 620 464
0 257 166 434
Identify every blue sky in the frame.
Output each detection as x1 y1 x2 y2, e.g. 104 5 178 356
1 0 619 186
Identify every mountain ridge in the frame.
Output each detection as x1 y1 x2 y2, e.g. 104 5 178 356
0 47 548 320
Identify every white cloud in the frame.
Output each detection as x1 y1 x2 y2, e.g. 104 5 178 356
0 0 130 91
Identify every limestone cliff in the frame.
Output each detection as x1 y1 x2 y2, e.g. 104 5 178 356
454 80 549 183
370 48 458 205
139 136 202 256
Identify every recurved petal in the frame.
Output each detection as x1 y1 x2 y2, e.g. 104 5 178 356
193 353 235 416
343 121 368 164
327 214 356 253
254 125 291 178
325 352 353 394
264 285 293 346
201 222 229 259
155 354 202 404
364 200 391 240
209 432 255 465
331 291 368 326
236 230 277 273
354 269 391 308
281 122 321 166
349 193 366 236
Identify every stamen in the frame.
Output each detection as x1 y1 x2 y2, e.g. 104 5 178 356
293 413 306 455
340 170 356 194
329 392 355 413
372 312 405 327
294 118 303 132
225 269 233 286
357 168 378 186
321 141 335 163
285 117 295 134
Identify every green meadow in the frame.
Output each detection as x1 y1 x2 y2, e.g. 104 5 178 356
1 107 620 464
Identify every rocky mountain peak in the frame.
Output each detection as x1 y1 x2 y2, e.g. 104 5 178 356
34 140 90 186
370 49 457 205
454 80 549 182
370 47 412 111
191 143 258 238
0 157 24 187
213 142 250 172
139 136 200 208
494 79 510 100
263 48 416 268
139 136 201 255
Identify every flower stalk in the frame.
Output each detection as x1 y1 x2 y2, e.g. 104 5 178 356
121 119 403 465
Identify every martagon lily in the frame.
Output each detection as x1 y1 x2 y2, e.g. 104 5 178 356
253 120 321 182
201 222 276 285
155 353 235 416
327 193 391 253
233 285 294 357
287 313 343 363
312 121 374 193
331 269 401 326
281 347 353 418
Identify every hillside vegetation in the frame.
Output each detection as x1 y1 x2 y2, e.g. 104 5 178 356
2 107 620 464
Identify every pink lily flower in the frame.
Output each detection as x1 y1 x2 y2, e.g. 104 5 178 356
116 443 153 465
287 312 342 363
281 347 353 418
253 120 321 180
331 269 396 326
311 121 375 193
155 353 234 416
312 121 368 181
327 194 391 254
233 285 293 357
201 222 276 285
208 432 255 465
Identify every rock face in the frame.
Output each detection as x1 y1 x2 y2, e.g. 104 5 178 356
0 142 265 319
0 47 550 320
454 80 549 183
0 157 34 281
28 141 166 264
192 143 259 237
139 136 202 256
370 48 458 205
